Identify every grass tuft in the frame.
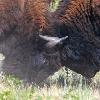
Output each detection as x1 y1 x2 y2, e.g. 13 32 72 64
0 69 100 100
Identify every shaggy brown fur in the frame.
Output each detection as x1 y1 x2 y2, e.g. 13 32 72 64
0 0 50 41
56 0 100 47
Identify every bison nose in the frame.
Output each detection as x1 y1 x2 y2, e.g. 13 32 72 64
39 35 68 48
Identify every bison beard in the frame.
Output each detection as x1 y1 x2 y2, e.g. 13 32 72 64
54 0 100 78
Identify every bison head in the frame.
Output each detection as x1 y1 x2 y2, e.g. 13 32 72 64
53 0 100 78
0 0 65 85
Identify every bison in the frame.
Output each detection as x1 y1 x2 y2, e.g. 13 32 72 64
53 0 100 78
0 0 100 85
0 0 66 84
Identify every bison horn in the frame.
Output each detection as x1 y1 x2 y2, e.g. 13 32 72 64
0 53 5 61
39 35 68 48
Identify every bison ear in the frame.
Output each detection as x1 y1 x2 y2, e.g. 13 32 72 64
39 35 68 48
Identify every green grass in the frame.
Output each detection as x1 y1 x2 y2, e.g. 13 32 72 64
0 69 100 100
